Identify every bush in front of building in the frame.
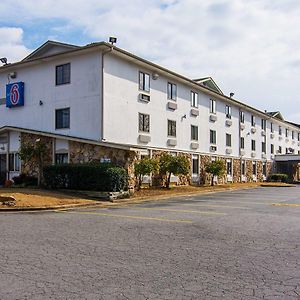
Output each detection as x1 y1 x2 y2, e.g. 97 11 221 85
205 160 226 186
43 163 128 192
12 174 38 187
159 154 190 188
134 157 159 190
267 173 288 183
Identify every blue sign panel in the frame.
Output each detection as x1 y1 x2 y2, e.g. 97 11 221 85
6 82 25 108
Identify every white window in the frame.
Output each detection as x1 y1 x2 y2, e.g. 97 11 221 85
167 82 177 100
251 115 256 127
192 155 199 175
9 153 20 172
210 130 216 144
226 133 232 147
210 99 216 114
226 159 232 175
240 111 245 123
261 119 266 131
191 91 198 107
225 105 231 119
139 71 150 92
191 125 198 141
252 162 257 175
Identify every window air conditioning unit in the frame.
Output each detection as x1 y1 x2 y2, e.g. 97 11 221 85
209 114 217 122
225 119 232 126
139 93 150 102
210 145 217 152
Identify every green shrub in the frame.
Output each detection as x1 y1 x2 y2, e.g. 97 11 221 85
267 173 288 183
12 174 38 186
43 163 128 192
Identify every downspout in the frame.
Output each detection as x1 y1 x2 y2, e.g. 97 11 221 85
101 45 114 141
238 108 242 183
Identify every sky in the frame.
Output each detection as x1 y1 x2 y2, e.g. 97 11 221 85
1 0 300 123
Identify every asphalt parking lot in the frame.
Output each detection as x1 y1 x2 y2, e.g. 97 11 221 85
0 186 299 299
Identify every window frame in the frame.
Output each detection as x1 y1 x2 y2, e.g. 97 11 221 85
9 152 20 172
262 141 266 153
210 129 216 144
167 82 177 101
226 133 232 147
261 119 266 131
138 113 150 133
210 99 216 114
55 153 69 165
225 105 231 119
191 125 198 141
226 159 232 175
251 115 256 127
251 139 256 151
191 91 198 108
167 119 176 137
240 137 245 149
139 71 150 92
55 108 70 130
55 63 71 86
240 111 245 123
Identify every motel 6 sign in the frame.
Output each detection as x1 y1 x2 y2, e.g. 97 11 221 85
6 82 25 108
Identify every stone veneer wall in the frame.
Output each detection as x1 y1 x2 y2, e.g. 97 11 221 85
20 133 53 177
233 159 241 183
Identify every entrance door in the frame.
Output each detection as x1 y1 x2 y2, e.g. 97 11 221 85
0 154 7 185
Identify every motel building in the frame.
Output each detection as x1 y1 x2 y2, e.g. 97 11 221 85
0 40 300 187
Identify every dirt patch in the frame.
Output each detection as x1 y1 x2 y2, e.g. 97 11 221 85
131 182 263 200
0 188 98 208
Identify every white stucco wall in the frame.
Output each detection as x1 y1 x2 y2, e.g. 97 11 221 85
103 53 300 161
0 51 102 141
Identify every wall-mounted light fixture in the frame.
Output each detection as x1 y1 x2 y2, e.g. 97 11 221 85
109 37 117 45
0 57 7 65
39 100 43 106
9 72 16 79
152 73 159 80
230 92 234 98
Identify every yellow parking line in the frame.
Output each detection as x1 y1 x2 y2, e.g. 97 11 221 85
182 203 251 210
131 207 226 215
272 203 300 207
199 200 269 205
55 210 193 223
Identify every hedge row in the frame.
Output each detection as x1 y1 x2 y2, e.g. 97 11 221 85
43 163 128 192
267 173 288 183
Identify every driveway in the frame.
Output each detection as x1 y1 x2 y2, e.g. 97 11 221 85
0 186 299 299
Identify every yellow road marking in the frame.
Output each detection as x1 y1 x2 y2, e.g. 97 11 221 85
272 203 300 207
131 207 226 215
182 203 251 210
55 210 193 223
198 200 269 205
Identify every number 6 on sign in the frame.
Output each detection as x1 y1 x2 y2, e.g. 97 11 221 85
6 82 25 108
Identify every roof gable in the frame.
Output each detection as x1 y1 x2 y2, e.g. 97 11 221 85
22 40 80 61
266 111 284 121
193 77 223 94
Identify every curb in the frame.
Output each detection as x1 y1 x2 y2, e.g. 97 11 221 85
0 184 271 212
0 201 104 212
